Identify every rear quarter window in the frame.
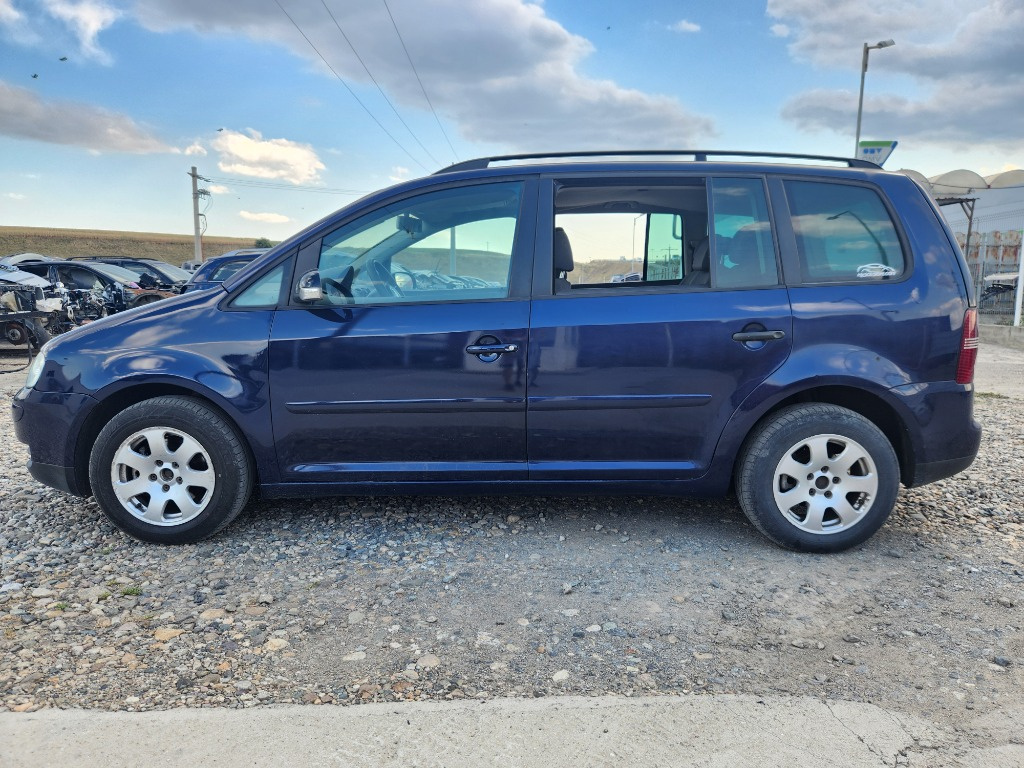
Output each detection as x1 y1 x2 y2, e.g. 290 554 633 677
784 180 905 283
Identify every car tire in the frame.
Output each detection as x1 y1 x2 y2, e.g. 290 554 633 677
736 404 899 553
88 396 253 543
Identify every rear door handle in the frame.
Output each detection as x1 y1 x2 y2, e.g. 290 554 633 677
732 330 786 342
466 343 519 355
466 342 518 363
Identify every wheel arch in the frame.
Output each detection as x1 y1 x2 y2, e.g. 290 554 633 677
73 382 261 497
724 384 914 489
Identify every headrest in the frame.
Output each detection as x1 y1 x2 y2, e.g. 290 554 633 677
691 237 710 271
553 227 574 273
729 225 759 266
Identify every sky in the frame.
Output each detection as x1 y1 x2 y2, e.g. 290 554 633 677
1 0 1022 240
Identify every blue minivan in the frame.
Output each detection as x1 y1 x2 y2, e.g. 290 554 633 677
12 151 981 551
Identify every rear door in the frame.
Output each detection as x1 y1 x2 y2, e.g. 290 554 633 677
268 178 536 484
527 175 792 480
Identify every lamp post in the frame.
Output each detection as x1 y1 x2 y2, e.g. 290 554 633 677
854 39 895 157
631 213 644 272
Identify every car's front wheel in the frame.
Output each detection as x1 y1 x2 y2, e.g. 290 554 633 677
736 404 899 552
88 396 252 543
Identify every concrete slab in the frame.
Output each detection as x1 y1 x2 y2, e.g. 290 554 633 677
0 694 942 768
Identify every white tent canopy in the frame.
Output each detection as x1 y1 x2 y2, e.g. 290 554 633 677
898 168 1024 196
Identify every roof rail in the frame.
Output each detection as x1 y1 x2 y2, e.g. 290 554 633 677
435 150 879 174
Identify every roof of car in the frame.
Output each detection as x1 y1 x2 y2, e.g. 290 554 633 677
433 150 880 175
221 150 898 294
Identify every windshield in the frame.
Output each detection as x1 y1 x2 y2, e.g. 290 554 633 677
90 263 144 282
153 262 191 280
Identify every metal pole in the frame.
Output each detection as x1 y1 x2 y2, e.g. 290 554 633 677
1014 237 1024 327
854 43 869 157
854 40 893 158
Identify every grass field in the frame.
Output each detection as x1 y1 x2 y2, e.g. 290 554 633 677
0 226 271 267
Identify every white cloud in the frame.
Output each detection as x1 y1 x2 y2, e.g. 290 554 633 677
768 0 1024 149
212 129 325 185
389 166 410 183
671 20 700 33
5 192 26 200
208 184 230 194
42 0 119 64
0 0 22 24
769 23 789 38
0 80 173 153
0 0 40 47
130 0 714 152
184 141 207 156
240 210 290 224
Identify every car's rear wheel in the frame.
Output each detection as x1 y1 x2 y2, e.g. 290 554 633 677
88 396 252 543
736 404 899 552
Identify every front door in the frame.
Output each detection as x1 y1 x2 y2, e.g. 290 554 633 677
269 179 535 484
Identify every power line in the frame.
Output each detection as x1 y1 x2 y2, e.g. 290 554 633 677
206 175 369 195
319 0 440 167
273 0 428 172
381 0 458 164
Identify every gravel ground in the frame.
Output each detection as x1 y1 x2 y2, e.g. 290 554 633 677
1 343 1021 752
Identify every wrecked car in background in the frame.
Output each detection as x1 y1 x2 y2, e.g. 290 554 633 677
15 259 177 313
0 263 65 350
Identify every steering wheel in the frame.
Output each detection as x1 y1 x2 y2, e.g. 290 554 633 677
368 260 404 298
320 265 354 303
322 278 348 301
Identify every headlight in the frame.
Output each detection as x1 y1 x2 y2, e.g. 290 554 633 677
24 343 49 389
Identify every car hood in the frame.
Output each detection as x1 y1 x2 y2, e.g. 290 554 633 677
0 263 51 289
45 283 226 351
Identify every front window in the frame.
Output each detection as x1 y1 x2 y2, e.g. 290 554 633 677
314 182 523 305
233 262 287 307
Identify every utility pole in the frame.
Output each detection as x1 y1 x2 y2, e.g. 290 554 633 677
189 166 205 264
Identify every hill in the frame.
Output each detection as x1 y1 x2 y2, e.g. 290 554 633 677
0 226 271 267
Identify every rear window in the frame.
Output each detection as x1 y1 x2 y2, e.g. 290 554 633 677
210 260 250 282
785 181 905 283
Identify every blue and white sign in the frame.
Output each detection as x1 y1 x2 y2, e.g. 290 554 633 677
857 140 898 167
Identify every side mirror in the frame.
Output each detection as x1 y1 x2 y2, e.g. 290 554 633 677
294 270 323 303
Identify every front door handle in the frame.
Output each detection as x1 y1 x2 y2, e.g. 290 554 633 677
732 330 786 342
466 342 518 363
466 343 519 355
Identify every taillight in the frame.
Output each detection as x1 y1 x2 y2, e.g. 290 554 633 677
955 308 979 385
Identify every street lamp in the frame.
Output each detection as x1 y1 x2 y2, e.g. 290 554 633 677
631 213 644 272
854 38 895 157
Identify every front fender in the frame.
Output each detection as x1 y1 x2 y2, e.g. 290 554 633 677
35 299 277 487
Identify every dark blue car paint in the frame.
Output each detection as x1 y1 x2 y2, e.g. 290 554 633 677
268 300 531 482
13 160 981 508
526 289 793 481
